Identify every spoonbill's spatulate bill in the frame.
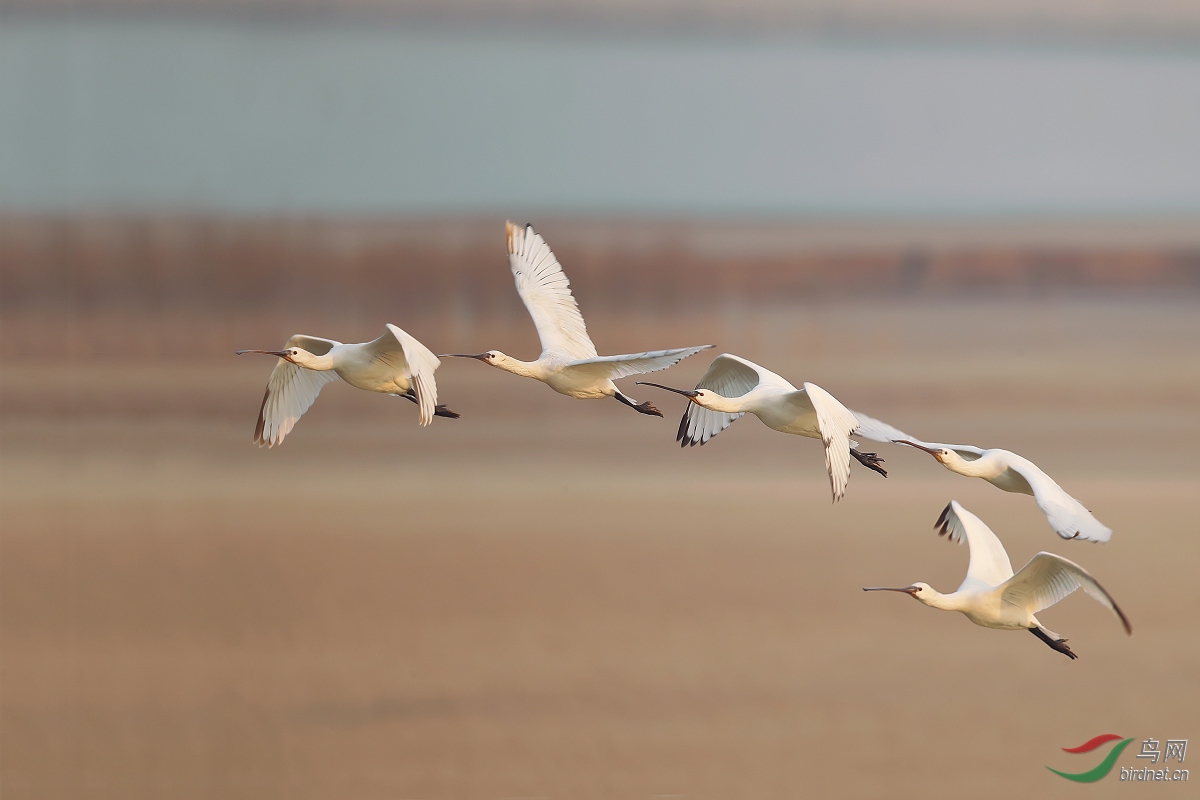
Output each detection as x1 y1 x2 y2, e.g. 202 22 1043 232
441 222 711 416
852 413 1112 543
864 501 1131 659
237 324 456 447
637 353 901 502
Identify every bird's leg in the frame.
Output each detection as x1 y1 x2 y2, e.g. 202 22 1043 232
400 390 461 419
1030 627 1078 660
851 448 888 478
614 392 664 418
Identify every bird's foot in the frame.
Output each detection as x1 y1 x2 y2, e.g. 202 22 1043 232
1030 627 1079 660
851 448 888 478
614 392 664 417
434 404 460 419
634 401 663 417
1052 638 1079 660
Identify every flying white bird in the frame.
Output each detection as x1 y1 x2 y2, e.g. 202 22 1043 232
441 222 711 416
237 324 456 447
864 501 1131 659
637 353 896 502
850 412 1112 543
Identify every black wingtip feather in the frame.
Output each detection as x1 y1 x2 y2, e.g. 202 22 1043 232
934 502 953 537
253 387 269 446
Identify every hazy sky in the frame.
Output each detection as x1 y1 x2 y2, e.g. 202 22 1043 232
3 17 1200 216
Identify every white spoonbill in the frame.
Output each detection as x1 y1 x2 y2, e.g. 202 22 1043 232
440 222 711 417
636 353 896 502
864 501 1131 659
851 413 1112 543
237 324 456 447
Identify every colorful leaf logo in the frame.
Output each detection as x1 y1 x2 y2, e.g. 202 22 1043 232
1047 734 1134 782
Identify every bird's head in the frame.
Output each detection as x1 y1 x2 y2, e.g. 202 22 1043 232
894 440 952 464
440 350 505 368
863 582 936 606
236 346 310 365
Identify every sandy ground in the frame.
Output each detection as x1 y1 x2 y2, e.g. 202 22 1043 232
3 296 1199 798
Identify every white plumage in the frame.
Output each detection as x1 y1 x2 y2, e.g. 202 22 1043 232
441 222 711 416
238 324 453 447
864 501 1131 659
637 353 901 502
854 412 1112 543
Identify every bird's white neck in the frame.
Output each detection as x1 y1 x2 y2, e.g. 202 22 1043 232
490 352 544 380
291 350 336 371
939 452 994 479
694 392 748 414
914 587 961 612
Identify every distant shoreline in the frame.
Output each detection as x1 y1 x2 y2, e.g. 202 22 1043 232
6 2 1200 45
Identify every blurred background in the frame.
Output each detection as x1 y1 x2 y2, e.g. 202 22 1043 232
2 2 1199 798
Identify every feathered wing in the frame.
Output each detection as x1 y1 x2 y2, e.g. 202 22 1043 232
1001 552 1132 635
254 335 342 447
797 382 861 503
507 221 598 360
1004 458 1113 543
676 353 767 447
879 424 987 461
848 410 915 445
361 324 442 426
562 346 712 383
934 501 1015 588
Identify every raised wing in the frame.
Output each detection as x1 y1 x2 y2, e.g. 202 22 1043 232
934 500 1015 589
1001 552 1131 634
676 353 774 447
507 221 597 361
254 335 342 447
361 324 442 426
562 345 712 383
798 382 861 503
1003 455 1113 543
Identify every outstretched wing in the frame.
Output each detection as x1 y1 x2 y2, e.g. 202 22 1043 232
562 345 712 383
848 410 915 445
1001 552 1131 634
507 221 598 361
361 324 443 426
934 500 1015 588
870 420 986 461
254 335 342 447
1003 456 1113 543
676 353 774 447
797 382 861 504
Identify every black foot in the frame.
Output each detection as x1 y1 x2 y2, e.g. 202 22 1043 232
851 448 888 478
402 392 460 420
633 401 663 417
614 393 664 417
1030 627 1078 660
